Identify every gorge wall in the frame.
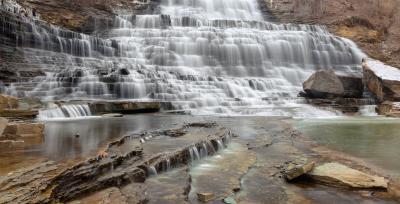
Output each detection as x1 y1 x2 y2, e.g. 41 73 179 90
266 0 400 68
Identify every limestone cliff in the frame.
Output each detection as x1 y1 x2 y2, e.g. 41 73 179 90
266 0 400 68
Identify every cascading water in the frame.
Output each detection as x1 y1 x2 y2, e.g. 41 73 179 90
38 104 92 120
1 0 365 117
217 139 224 151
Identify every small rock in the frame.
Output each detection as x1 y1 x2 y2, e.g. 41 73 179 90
284 162 315 181
223 197 237 204
197 192 215 202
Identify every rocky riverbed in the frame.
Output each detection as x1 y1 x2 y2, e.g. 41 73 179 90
0 115 399 203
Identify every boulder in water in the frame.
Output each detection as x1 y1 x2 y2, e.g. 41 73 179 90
303 70 345 98
337 74 364 98
308 162 388 189
303 69 363 99
363 58 400 102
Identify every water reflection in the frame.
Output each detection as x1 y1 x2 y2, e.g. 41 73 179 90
294 117 400 177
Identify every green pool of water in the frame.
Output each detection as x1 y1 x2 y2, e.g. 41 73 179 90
294 117 400 177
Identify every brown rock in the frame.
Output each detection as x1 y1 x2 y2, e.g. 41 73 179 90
376 101 400 117
0 109 39 119
303 69 345 98
0 94 18 110
337 74 364 98
284 162 315 181
0 117 8 136
89 101 160 114
3 122 44 138
363 58 400 102
197 192 215 202
308 162 388 189
303 69 363 99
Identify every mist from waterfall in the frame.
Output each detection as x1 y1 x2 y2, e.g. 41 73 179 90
1 0 366 117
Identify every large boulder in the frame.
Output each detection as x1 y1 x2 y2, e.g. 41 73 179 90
363 58 400 102
303 69 363 99
337 74 364 98
308 162 388 189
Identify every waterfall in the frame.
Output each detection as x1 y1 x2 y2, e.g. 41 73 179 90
200 142 209 157
38 104 92 120
216 139 224 151
359 105 378 116
1 0 366 117
147 165 158 176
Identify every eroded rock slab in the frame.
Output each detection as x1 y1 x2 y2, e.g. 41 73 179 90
0 161 60 204
89 101 161 114
363 58 400 102
188 143 256 203
0 122 230 203
308 162 388 189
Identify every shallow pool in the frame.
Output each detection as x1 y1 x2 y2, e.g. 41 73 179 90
294 116 400 177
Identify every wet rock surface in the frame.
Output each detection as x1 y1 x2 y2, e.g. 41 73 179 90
0 117 398 204
0 122 230 203
2 122 44 138
88 101 161 114
284 162 315 181
308 162 388 189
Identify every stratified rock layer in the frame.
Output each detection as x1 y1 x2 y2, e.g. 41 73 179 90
0 122 230 203
308 162 388 189
376 101 400 117
363 58 400 102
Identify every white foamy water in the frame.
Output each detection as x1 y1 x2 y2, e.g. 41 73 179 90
38 104 93 120
2 0 366 117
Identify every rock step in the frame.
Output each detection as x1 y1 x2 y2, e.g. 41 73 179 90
0 122 231 203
